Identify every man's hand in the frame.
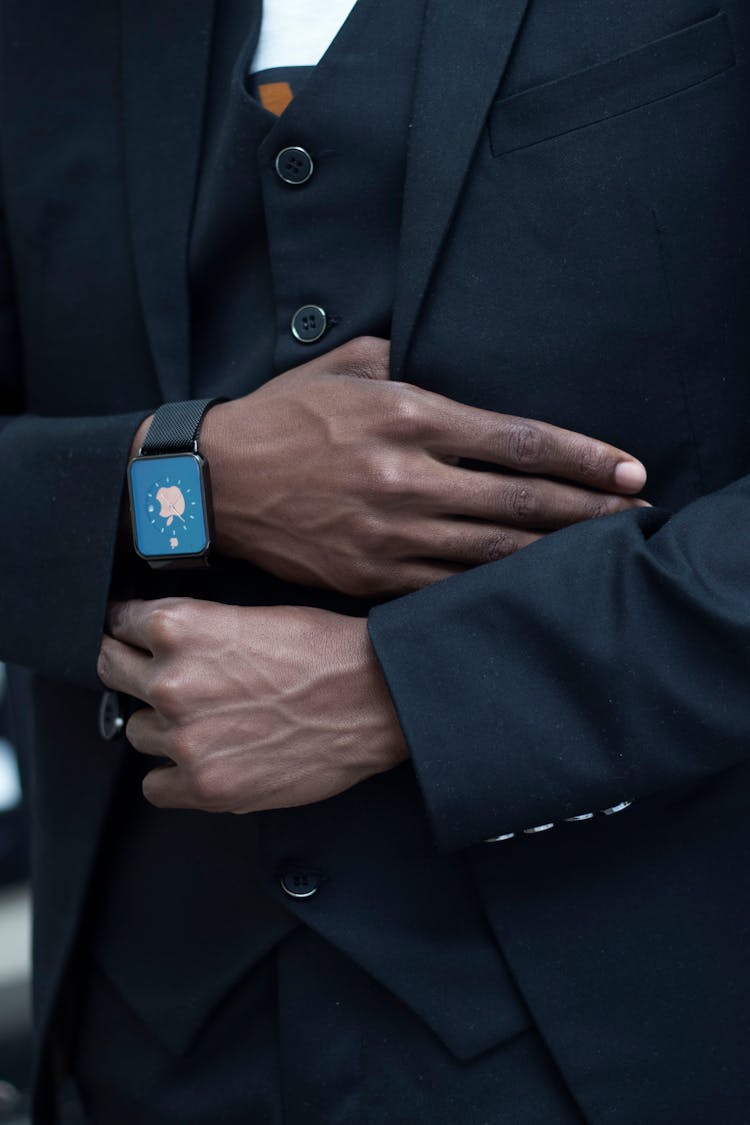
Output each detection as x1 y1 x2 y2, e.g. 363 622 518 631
98 598 408 813
194 337 647 597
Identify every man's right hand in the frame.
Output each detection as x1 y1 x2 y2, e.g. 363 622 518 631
193 337 647 598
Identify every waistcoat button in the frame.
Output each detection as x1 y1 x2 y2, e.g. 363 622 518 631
280 868 322 899
98 691 125 741
291 305 327 343
275 146 314 185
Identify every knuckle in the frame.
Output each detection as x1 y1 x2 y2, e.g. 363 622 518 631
507 483 538 523
388 386 427 433
575 442 609 481
367 454 412 501
150 673 182 715
586 493 620 520
191 765 227 809
148 604 183 648
506 421 544 467
341 335 390 379
483 529 517 562
350 507 384 544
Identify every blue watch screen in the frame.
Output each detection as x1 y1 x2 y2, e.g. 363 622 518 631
129 454 208 558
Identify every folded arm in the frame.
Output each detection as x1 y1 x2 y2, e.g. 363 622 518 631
369 481 750 849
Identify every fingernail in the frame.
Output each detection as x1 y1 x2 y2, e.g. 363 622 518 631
614 461 647 492
635 499 653 508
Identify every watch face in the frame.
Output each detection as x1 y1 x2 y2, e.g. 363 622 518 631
128 454 209 559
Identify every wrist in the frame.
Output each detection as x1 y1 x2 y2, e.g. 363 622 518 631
347 617 410 775
126 399 252 563
199 399 261 559
126 401 225 568
199 401 234 556
129 413 153 460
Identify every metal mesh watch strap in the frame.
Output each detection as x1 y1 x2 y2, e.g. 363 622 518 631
140 398 225 455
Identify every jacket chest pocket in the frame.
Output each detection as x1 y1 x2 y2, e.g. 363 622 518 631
406 10 742 510
489 11 735 157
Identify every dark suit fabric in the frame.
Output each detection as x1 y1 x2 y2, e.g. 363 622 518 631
70 930 584 1125
85 0 532 1076
0 1 748 1122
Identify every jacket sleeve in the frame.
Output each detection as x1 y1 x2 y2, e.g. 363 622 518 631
368 481 750 851
0 200 149 690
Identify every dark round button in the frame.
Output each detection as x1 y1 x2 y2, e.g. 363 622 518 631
280 868 322 899
291 305 327 343
275 146 314 185
98 691 125 741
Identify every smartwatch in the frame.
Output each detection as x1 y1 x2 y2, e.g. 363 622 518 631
127 398 224 569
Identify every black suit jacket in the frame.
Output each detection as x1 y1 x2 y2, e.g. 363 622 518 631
1 1 749 1121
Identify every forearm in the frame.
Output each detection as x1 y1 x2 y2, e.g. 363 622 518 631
369 477 750 851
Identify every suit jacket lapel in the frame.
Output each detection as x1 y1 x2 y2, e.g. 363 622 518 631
391 0 531 379
121 0 216 402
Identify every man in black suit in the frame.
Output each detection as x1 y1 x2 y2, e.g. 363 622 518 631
1 1 748 1122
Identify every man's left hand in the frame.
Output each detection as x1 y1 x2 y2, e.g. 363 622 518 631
97 599 409 812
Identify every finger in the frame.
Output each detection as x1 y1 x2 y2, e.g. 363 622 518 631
419 395 647 493
325 336 391 380
300 336 391 381
107 598 188 654
142 763 197 810
125 707 171 759
97 634 152 703
413 521 544 564
106 599 157 651
434 467 651 529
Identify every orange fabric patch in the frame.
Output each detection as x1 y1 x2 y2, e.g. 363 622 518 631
258 81 294 116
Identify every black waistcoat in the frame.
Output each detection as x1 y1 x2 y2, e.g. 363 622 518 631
191 0 423 397
86 0 528 1057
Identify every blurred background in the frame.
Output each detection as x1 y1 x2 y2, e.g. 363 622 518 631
0 663 32 1124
